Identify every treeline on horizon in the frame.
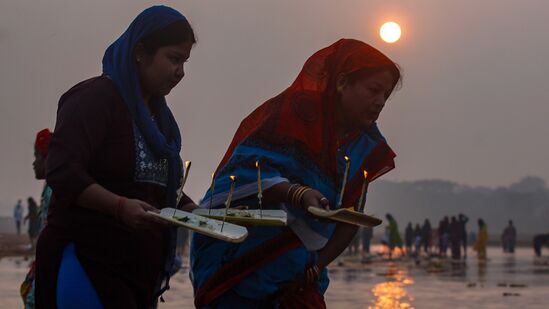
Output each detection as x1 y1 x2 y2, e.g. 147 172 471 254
366 176 549 237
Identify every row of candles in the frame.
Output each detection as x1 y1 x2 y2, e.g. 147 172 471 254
178 155 369 231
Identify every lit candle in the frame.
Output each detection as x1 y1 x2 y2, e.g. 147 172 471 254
356 170 369 211
256 160 263 218
337 155 350 208
182 160 192 188
208 172 216 215
176 160 192 207
221 175 237 232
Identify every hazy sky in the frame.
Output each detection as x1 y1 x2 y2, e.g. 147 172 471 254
1 0 548 215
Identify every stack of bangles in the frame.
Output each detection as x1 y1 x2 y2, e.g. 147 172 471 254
305 264 321 284
286 184 312 208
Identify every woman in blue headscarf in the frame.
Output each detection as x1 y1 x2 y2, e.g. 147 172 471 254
35 6 197 308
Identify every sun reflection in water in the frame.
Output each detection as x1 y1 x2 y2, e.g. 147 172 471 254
369 268 415 309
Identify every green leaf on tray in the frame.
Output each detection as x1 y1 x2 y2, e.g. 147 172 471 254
175 216 190 222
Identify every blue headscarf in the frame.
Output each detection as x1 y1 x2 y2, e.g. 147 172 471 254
102 5 187 207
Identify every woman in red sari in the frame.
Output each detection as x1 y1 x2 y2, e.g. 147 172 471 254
191 39 401 308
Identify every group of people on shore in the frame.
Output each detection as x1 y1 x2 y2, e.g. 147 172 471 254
368 214 521 261
379 214 474 260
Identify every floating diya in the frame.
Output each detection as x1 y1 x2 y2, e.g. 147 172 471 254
337 155 350 208
256 160 263 218
357 170 369 211
221 175 237 232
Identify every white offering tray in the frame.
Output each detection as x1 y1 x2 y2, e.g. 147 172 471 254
148 208 248 243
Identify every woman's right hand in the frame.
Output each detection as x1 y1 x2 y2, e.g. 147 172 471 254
117 198 170 229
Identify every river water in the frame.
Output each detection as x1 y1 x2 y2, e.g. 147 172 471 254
1 246 548 308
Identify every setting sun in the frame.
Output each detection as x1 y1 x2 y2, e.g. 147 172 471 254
380 21 401 43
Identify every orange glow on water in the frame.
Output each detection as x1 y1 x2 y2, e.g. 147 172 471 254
377 245 405 258
369 267 415 309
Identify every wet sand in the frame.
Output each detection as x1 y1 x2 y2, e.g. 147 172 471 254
1 243 549 309
0 233 33 259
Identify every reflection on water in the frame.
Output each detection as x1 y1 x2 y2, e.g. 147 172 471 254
370 266 415 309
1 247 549 308
477 259 487 282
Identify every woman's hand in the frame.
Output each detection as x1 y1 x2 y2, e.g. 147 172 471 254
117 198 170 229
299 189 330 211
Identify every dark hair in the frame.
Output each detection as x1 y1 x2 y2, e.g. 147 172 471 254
346 64 403 97
140 20 196 55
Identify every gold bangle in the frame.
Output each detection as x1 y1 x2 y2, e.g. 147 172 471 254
312 265 320 281
291 186 304 207
293 186 308 208
297 187 312 208
306 268 313 284
286 183 300 202
292 186 305 206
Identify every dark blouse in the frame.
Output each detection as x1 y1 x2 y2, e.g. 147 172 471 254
36 76 192 309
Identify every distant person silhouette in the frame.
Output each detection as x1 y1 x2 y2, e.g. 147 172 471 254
405 222 414 254
421 219 432 253
24 197 40 249
501 220 517 253
450 216 462 259
473 219 488 260
14 200 23 235
458 214 469 258
386 214 403 258
361 226 373 255
438 217 450 257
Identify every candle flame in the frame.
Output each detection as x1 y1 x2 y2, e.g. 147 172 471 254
255 160 259 168
184 160 191 169
364 170 368 178
344 155 349 162
230 175 237 181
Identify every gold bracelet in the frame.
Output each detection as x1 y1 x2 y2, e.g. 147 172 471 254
293 185 305 206
291 186 304 207
293 186 309 208
292 186 303 207
286 183 300 202
305 265 320 284
312 265 320 281
297 187 312 208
